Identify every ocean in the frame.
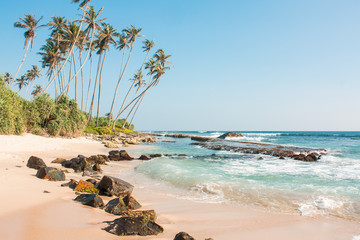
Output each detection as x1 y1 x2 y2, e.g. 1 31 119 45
129 131 360 221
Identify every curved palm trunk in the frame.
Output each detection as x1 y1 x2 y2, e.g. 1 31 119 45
112 80 156 129
85 55 93 112
58 28 95 99
129 94 145 128
79 52 84 111
11 43 31 88
108 42 135 125
25 81 35 99
121 95 141 129
72 52 78 102
42 6 88 95
96 50 107 127
66 54 73 97
88 52 103 124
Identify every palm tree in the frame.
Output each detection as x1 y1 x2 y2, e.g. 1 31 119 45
108 26 143 125
85 39 97 112
88 23 118 126
16 75 28 93
12 14 43 87
25 65 41 98
4 73 13 85
31 84 43 97
112 55 171 129
58 6 105 100
48 16 67 46
153 49 172 66
43 0 91 95
141 39 155 69
72 0 91 8
39 39 65 96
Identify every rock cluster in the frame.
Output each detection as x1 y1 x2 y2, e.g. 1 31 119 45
93 132 157 148
218 132 244 139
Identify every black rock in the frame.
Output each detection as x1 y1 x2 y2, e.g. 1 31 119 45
97 175 134 197
103 198 128 215
27 156 46 170
123 195 142 210
74 194 104 208
103 216 163 236
139 155 150 160
36 167 65 181
108 150 134 161
61 179 78 189
149 154 162 158
174 232 196 240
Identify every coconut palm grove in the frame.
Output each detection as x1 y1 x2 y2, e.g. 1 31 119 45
0 0 172 136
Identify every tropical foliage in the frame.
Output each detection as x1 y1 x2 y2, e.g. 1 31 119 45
1 0 172 136
4 0 172 133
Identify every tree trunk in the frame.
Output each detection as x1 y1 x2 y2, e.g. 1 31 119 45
88 52 103 124
108 41 134 125
129 94 145 128
85 56 93 112
96 51 107 127
79 51 84 111
72 51 78 102
11 42 31 88
42 5 88 94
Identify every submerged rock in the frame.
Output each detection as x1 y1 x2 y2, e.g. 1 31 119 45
36 167 65 181
74 194 104 208
27 156 46 170
97 175 134 197
174 232 196 240
149 154 162 158
103 216 163 236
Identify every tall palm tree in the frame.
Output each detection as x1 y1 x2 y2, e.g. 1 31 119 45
25 65 41 98
16 75 28 93
31 84 43 97
88 23 117 126
112 55 171 129
85 39 97 112
12 14 43 87
48 16 67 46
4 73 13 85
108 26 143 125
141 39 155 69
43 0 91 95
58 6 105 99
153 49 172 67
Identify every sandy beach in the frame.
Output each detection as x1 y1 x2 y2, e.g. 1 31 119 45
0 133 359 240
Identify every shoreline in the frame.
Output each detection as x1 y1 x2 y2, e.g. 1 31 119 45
0 133 359 240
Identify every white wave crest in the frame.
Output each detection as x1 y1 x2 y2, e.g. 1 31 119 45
297 196 344 216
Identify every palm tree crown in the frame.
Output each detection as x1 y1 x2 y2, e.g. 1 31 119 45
14 14 44 48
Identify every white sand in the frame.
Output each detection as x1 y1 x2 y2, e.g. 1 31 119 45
0 133 359 240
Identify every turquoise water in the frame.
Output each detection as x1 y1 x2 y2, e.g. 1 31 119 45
132 131 360 220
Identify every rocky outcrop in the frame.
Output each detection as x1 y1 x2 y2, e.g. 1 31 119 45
27 156 46 170
149 154 162 158
108 150 134 161
218 132 244 139
74 194 104 208
87 154 108 164
165 134 192 138
104 141 119 148
97 175 134 197
74 180 99 194
194 141 324 162
139 155 150 160
174 232 196 240
36 167 65 181
190 136 214 142
93 132 157 147
103 216 163 236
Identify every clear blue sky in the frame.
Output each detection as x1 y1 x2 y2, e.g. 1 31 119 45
0 0 359 131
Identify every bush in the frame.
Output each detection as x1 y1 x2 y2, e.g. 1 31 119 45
0 77 26 135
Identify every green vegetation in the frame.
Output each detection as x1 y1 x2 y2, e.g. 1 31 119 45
1 0 173 136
